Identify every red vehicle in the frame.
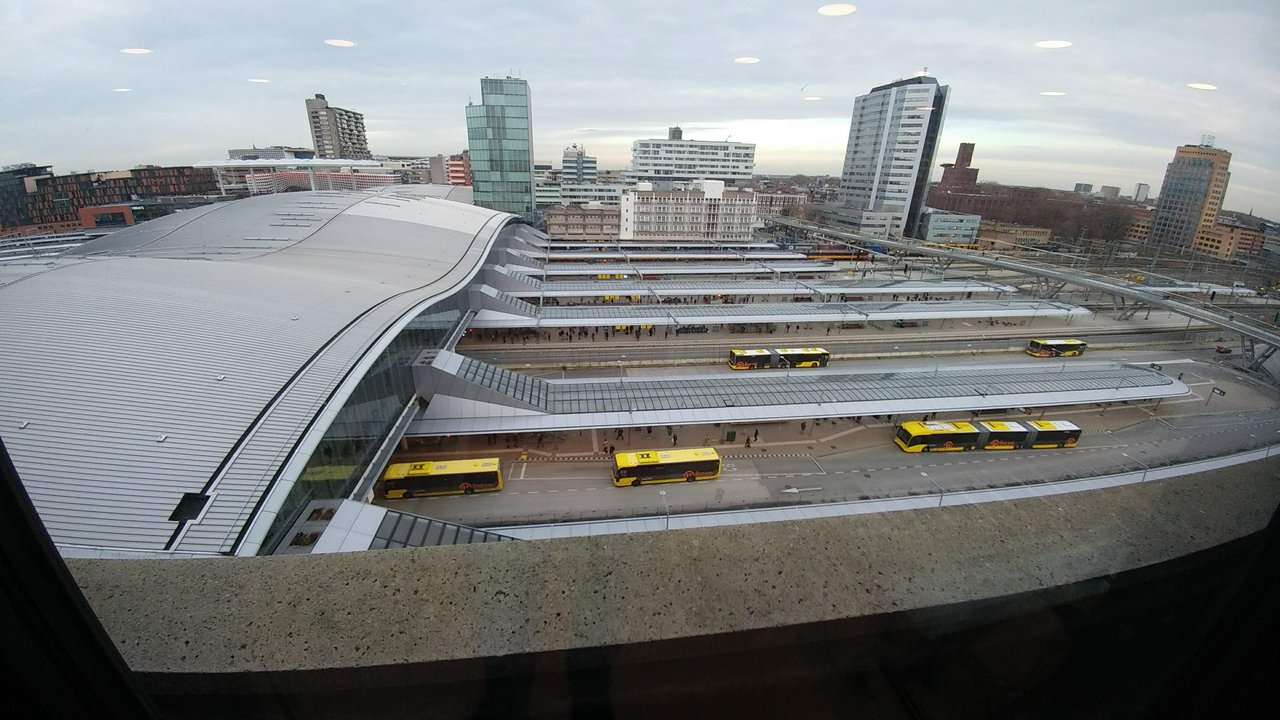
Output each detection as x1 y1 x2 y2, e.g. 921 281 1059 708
1215 345 1233 354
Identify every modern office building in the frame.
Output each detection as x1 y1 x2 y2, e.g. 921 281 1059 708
1133 183 1151 203
560 183 630 206
305 94 372 160
0 164 219 234
627 127 756 186
1074 183 1093 195
561 144 598 183
1125 210 1154 243
1193 214 1265 260
1147 143 1231 254
0 163 54 230
1099 185 1120 201
427 155 448 185
447 150 472 186
834 75 950 239
534 182 563 209
917 208 981 245
619 180 756 241
465 77 535 218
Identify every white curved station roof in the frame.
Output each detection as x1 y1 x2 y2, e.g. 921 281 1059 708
0 185 510 556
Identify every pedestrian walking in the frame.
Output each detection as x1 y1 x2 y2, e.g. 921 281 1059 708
745 437 751 448
800 421 807 432
753 428 759 441
615 428 624 440
672 433 678 446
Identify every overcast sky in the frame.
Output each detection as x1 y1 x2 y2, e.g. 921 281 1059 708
3 0 1278 217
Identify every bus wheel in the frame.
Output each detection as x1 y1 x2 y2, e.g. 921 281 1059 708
684 471 697 482
461 484 474 495
631 479 642 487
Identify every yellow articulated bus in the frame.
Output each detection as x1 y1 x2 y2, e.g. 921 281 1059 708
894 419 1082 452
382 457 503 498
728 347 830 370
1026 338 1088 357
613 447 721 487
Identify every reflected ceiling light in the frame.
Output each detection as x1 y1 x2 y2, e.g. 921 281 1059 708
734 56 760 64
818 4 857 16
119 48 152 54
247 78 271 83
803 96 824 101
1034 40 1073 49
112 88 132 92
324 39 357 47
1040 91 1067 96
1187 82 1218 90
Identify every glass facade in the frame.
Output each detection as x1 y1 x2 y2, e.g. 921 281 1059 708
466 78 536 219
258 293 469 554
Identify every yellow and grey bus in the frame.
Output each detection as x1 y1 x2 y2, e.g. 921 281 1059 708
728 347 830 370
382 457 503 498
613 447 722 487
1026 338 1087 358
894 419 1081 452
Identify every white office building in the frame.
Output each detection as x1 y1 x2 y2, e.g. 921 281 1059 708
561 183 631 206
834 76 949 239
535 182 563 209
619 180 757 241
917 208 980 245
561 145 598 183
627 127 755 186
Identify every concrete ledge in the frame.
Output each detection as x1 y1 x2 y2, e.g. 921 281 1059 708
69 459 1280 674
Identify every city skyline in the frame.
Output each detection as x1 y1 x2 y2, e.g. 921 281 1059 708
2 1 1276 217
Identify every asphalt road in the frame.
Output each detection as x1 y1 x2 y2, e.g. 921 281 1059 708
461 326 1221 368
389 349 1280 527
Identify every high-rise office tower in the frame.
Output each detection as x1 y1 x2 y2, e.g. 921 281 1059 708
1133 183 1150 203
1147 143 1231 254
305 94 372 160
561 144 598 183
465 77 535 217
836 75 949 238
628 126 755 186
1074 183 1094 194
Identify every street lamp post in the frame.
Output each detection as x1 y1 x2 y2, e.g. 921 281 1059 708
921 471 944 508
659 490 669 530
1121 452 1150 482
